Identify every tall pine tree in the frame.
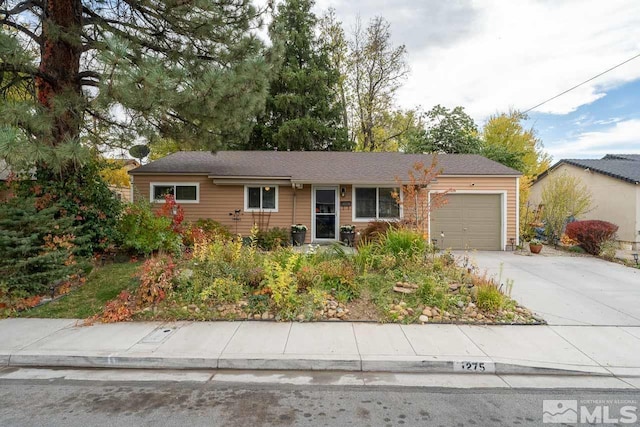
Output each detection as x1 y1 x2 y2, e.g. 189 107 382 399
248 0 348 151
0 0 270 174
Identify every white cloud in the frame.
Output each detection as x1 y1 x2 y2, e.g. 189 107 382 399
546 118 640 159
317 0 640 121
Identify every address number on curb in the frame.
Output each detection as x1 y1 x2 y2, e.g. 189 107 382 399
453 361 495 373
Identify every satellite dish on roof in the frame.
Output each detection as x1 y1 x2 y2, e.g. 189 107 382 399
129 145 150 163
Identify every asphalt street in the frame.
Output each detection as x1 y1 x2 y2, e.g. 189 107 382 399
1 375 639 427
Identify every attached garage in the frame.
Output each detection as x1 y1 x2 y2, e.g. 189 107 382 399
430 193 504 250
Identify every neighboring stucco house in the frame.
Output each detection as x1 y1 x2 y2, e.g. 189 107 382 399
529 154 640 249
129 151 521 250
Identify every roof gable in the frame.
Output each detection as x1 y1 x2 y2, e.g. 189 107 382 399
129 151 521 183
538 155 640 184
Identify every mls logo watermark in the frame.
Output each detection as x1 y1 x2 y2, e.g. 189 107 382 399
543 400 578 423
543 400 638 424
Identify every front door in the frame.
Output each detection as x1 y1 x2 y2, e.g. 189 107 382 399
314 187 338 241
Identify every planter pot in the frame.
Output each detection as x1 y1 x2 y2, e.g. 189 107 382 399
529 243 543 254
291 230 306 246
340 231 356 247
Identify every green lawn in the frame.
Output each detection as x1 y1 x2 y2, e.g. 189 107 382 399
20 262 140 319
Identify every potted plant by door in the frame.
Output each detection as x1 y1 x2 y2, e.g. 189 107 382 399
340 224 356 246
529 238 543 254
291 224 307 246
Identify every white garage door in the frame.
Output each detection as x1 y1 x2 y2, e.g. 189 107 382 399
430 194 502 250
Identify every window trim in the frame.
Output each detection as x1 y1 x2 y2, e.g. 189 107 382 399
244 185 279 213
352 185 402 222
149 182 200 204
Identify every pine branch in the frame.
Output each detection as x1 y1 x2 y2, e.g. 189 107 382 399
0 19 40 43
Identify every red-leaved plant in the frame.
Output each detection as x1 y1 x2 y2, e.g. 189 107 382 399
565 220 618 255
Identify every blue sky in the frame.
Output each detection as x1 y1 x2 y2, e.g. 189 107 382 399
525 79 640 161
316 0 640 162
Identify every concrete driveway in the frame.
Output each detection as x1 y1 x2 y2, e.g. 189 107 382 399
467 251 640 326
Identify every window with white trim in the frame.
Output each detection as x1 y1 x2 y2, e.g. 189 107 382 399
151 183 199 203
354 187 400 220
245 185 278 211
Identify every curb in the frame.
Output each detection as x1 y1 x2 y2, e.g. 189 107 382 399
5 353 612 377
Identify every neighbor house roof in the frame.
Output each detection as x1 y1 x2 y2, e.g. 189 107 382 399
129 151 521 184
537 154 640 185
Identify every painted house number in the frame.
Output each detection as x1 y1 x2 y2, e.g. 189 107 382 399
453 361 495 373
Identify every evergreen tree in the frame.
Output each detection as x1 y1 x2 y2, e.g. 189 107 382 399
248 0 348 151
0 196 88 296
0 0 270 175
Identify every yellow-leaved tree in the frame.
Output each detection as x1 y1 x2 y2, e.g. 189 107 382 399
481 110 551 240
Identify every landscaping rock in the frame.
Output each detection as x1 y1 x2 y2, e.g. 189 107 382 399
449 283 460 291
456 301 465 309
418 315 429 323
532 314 545 322
422 308 432 317
261 312 269 320
393 286 415 294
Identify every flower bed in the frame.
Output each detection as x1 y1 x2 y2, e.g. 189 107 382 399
94 228 543 325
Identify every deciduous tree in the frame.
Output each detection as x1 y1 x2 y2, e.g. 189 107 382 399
405 105 481 154
480 110 552 239
541 171 593 243
350 16 408 151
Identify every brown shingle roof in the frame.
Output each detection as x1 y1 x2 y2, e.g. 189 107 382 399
130 151 521 183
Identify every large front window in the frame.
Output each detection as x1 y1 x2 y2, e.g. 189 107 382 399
151 183 198 203
354 187 400 220
245 186 278 211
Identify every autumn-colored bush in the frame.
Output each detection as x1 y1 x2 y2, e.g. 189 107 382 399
357 220 398 246
136 255 177 306
93 255 177 322
565 220 618 255
182 219 231 247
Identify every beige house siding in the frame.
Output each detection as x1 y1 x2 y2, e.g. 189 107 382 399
132 174 314 241
132 175 518 249
529 163 639 247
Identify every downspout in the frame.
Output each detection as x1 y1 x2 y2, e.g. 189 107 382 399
292 182 297 225
130 174 134 202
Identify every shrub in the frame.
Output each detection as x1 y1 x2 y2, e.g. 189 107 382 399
358 220 397 246
313 259 359 301
541 171 592 243
565 220 618 255
117 201 182 255
200 277 244 304
416 276 447 309
257 227 290 250
476 285 504 312
183 219 231 246
137 255 177 306
0 196 88 296
262 254 300 319
599 239 618 261
15 162 122 255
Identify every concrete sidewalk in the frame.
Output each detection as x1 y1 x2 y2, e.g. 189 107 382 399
1 319 639 377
